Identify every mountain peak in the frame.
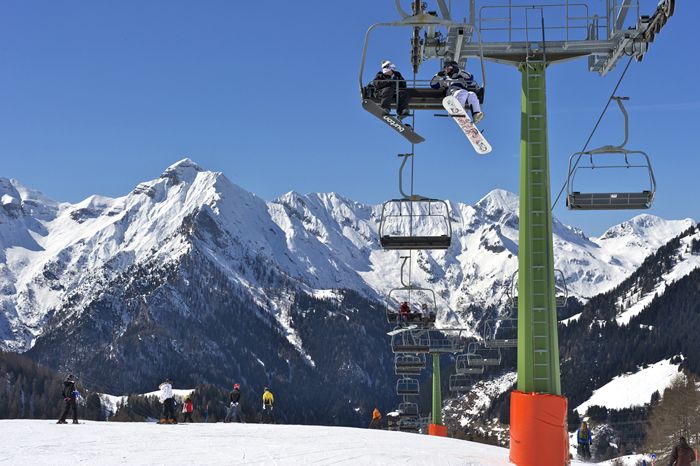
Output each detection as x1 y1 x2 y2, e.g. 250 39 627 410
597 214 693 241
161 158 205 184
475 189 519 212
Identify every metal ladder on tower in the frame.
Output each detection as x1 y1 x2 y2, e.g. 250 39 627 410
523 7 554 391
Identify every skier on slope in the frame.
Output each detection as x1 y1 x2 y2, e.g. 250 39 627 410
430 60 484 123
261 387 275 424
369 408 382 429
57 374 79 424
181 396 194 423
576 420 593 460
372 60 410 120
668 436 697 466
225 383 243 423
158 378 177 424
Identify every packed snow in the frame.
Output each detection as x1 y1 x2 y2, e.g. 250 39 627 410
575 359 682 415
0 419 593 466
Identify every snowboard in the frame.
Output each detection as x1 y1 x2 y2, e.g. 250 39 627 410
387 324 418 336
362 99 425 144
442 95 492 155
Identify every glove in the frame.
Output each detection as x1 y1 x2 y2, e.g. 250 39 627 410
437 70 446 77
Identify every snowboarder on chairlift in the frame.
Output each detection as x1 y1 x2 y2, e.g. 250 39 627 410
57 374 79 424
158 378 177 424
372 60 410 120
430 60 484 123
669 436 697 466
399 301 411 323
261 387 275 424
369 407 382 429
576 421 593 460
225 383 243 423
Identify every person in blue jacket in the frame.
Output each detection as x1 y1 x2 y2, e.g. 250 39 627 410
577 421 593 460
430 60 484 123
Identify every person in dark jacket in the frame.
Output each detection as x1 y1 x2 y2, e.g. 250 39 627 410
576 421 593 460
372 60 410 119
57 374 79 424
225 383 242 423
669 436 696 466
430 60 484 123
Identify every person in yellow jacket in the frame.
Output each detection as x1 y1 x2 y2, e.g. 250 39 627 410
369 407 382 429
261 387 275 423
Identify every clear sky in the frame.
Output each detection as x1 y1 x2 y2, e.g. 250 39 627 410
0 1 697 235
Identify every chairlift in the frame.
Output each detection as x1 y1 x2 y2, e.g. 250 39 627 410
566 97 657 210
398 417 420 433
395 354 426 375
449 374 473 392
391 329 430 354
396 377 420 396
358 3 486 114
478 347 502 366
455 354 485 375
379 197 452 250
397 402 420 418
507 269 568 310
482 317 518 348
386 285 438 327
426 330 464 353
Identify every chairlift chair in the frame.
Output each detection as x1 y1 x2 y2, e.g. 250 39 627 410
426 330 464 353
566 97 657 211
379 198 452 250
455 354 485 375
449 374 473 392
397 402 420 418
391 329 430 354
482 318 518 348
386 285 438 327
358 4 486 114
478 347 502 366
396 377 420 396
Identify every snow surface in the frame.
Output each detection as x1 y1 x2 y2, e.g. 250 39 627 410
0 419 592 466
575 359 682 415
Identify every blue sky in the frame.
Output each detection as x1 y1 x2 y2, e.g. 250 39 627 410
0 0 697 235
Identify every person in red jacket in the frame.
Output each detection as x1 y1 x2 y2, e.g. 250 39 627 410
399 302 411 323
669 436 696 466
182 396 194 423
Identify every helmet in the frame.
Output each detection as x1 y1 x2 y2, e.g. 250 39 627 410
264 387 269 392
443 60 459 69
234 383 240 389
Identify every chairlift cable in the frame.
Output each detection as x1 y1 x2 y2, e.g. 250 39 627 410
551 56 634 210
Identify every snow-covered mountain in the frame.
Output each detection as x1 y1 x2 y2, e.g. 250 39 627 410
0 158 693 351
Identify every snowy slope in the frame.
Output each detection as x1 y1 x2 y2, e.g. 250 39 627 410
575 359 682 415
0 158 693 350
0 419 591 466
615 228 700 325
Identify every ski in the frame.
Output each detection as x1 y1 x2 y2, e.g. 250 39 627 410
387 324 418 336
442 95 492 155
362 99 425 144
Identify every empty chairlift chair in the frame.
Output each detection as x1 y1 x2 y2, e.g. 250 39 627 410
482 317 518 348
397 402 419 418
396 377 420 396
394 354 426 376
449 374 472 392
379 198 452 250
391 329 430 353
566 97 656 211
455 353 485 375
426 330 464 353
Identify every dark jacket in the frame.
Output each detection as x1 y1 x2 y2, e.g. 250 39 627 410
62 380 76 399
372 71 407 91
431 69 480 93
669 439 696 466
230 388 241 404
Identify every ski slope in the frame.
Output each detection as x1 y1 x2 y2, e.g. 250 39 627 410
0 419 592 465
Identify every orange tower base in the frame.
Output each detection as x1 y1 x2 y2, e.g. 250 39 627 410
428 423 448 437
509 390 569 466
